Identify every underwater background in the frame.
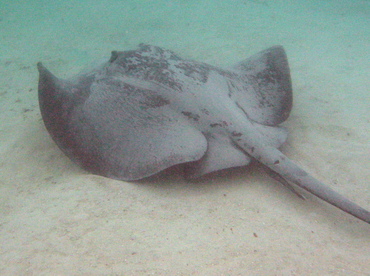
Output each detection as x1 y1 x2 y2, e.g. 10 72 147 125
1 0 369 274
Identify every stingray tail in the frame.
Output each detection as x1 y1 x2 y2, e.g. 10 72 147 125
235 141 370 224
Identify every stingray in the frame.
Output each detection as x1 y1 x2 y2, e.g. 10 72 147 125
37 44 370 224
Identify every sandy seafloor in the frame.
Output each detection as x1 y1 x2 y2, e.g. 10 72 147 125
1 0 370 275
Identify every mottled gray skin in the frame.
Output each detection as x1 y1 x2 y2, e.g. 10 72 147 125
37 44 370 224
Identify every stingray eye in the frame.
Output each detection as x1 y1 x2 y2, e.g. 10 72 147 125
109 51 119 63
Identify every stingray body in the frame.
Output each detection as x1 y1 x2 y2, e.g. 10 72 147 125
37 44 370 224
